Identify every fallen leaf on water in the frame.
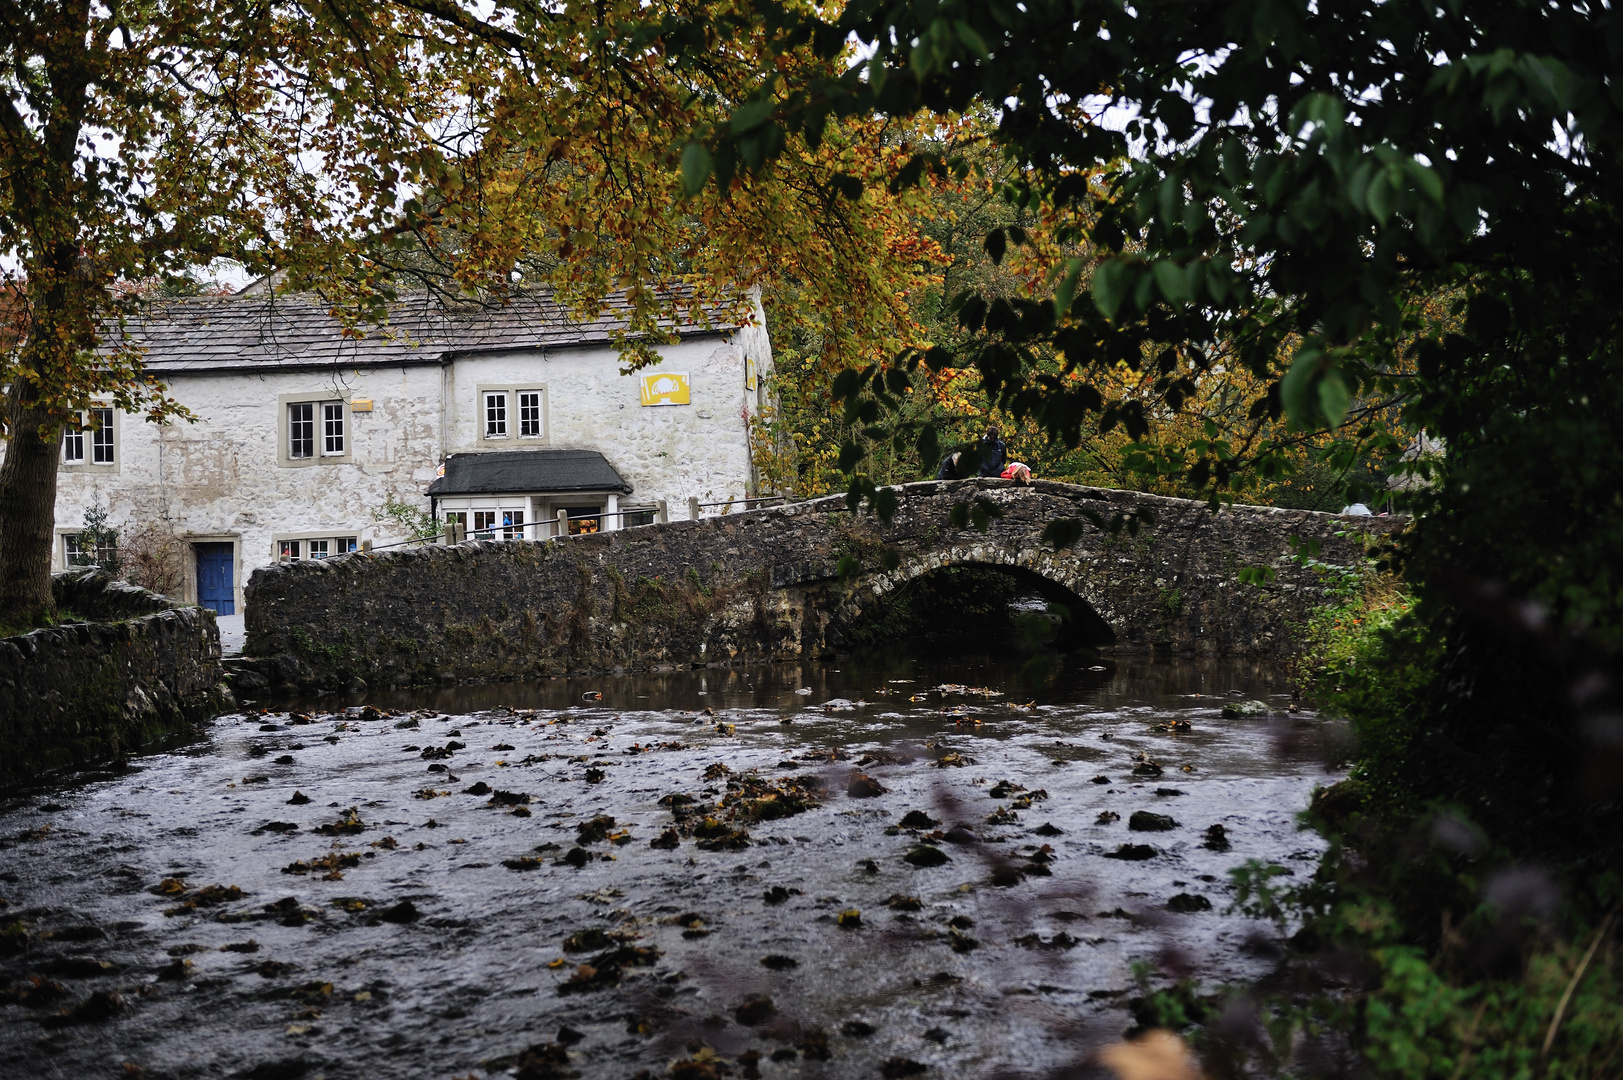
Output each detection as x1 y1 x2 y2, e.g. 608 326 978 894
1098 1030 1204 1080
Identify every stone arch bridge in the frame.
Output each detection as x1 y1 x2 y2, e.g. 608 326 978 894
239 479 1399 694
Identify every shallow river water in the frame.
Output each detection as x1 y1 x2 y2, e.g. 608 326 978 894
1 655 1342 1080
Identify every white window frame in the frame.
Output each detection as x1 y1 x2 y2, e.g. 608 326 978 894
273 532 359 563
484 391 508 438
278 394 352 467
59 529 119 569
477 384 548 444
322 402 345 456
620 503 659 528
61 406 118 472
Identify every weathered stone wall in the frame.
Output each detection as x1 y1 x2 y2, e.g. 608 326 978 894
240 479 1401 694
0 570 232 791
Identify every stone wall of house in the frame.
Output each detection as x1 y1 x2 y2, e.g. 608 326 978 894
238 479 1402 695
44 325 771 611
0 570 232 791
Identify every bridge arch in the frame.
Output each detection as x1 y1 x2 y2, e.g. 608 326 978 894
831 546 1118 651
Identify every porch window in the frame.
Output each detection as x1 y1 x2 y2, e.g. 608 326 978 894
561 506 602 535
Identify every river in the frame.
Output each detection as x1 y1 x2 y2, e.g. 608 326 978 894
1 654 1342 1079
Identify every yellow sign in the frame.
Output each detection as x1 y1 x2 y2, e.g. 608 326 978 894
639 371 691 407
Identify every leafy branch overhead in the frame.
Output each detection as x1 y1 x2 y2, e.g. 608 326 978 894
675 0 1612 512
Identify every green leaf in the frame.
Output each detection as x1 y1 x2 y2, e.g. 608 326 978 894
1317 367 1351 427
1152 259 1189 307
952 20 990 58
730 99 774 135
1281 347 1326 429
679 142 712 197
1041 517 1086 551
984 228 1007 265
873 486 899 522
1366 169 1396 225
1089 257 1125 319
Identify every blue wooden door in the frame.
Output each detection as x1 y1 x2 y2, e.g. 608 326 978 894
195 543 234 615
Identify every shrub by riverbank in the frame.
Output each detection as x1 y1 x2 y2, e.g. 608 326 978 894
1142 558 1623 1079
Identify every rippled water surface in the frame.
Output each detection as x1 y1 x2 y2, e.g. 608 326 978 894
1 655 1342 1080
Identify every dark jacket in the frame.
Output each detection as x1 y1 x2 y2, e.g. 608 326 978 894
935 452 963 480
977 436 1006 477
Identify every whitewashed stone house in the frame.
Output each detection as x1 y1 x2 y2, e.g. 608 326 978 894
43 289 773 615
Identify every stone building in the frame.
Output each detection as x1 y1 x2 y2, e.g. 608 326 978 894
41 289 772 615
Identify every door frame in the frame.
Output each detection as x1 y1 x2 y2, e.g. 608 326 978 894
185 535 242 614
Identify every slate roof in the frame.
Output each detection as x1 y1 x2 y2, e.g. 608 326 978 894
426 450 633 497
113 288 742 375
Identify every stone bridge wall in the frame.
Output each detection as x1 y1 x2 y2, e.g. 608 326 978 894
240 480 1400 695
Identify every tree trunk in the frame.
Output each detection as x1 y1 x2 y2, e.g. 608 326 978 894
0 383 63 626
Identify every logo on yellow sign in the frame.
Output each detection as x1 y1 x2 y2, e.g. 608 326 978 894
639 371 690 407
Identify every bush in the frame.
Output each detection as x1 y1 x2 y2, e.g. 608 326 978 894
120 520 186 597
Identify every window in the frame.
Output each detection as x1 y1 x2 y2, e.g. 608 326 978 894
484 392 508 438
62 407 115 466
474 510 498 539
91 409 115 463
519 391 543 437
622 506 657 528
562 506 601 535
502 510 526 540
65 533 118 567
479 385 546 442
277 536 357 562
322 402 345 455
280 396 350 466
289 402 314 459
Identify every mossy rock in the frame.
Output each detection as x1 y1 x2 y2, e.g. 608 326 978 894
1128 811 1179 832
1220 699 1272 718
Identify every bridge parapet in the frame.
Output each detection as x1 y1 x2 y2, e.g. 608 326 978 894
240 480 1401 694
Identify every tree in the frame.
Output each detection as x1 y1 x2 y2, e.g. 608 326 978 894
1 0 944 626
0 0 496 623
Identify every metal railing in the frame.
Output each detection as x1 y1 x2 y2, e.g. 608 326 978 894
343 493 800 556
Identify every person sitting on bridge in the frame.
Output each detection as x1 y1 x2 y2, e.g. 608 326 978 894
978 427 1007 477
1001 462 1032 485
935 451 965 480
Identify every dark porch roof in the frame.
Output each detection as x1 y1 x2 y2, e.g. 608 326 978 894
426 450 632 497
